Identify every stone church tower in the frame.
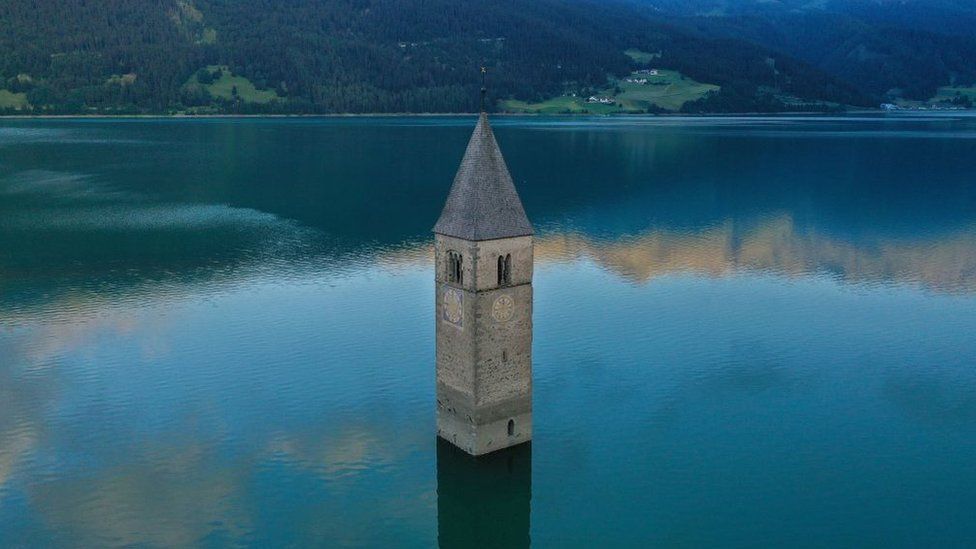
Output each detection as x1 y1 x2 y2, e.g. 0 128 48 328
434 112 534 456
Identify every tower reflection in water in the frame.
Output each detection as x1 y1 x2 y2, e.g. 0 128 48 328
436 438 532 548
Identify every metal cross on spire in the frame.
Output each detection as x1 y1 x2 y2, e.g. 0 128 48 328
480 66 488 112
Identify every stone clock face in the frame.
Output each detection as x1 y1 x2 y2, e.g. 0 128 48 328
443 288 463 327
491 294 515 322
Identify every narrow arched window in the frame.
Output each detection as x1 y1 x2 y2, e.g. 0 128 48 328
447 251 463 284
507 419 515 436
498 254 512 286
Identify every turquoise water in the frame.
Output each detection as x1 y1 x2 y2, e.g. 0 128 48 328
1 114 975 546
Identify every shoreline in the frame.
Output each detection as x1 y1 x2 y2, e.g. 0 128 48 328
1 109 971 120
0 110 882 120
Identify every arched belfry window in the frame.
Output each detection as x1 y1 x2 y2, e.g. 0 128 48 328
447 251 463 284
498 253 512 286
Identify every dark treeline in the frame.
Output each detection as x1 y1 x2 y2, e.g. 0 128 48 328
0 0 206 112
619 0 976 101
0 0 932 114
678 12 976 100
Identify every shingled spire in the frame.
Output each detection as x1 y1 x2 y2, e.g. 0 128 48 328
433 80 536 456
432 113 534 241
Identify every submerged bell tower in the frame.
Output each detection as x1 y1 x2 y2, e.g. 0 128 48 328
433 86 534 456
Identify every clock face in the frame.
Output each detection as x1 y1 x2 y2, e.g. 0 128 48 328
491 294 515 322
443 288 463 327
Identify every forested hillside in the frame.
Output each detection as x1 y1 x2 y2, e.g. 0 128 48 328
0 0 204 113
0 0 968 114
629 0 976 102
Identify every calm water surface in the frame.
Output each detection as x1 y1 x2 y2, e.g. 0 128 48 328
1 114 975 547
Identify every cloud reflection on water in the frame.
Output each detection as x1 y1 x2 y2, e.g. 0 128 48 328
3 210 975 330
535 215 976 293
368 214 976 294
3 115 976 545
3 207 971 542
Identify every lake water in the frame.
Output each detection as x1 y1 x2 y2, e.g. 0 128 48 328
1 114 975 547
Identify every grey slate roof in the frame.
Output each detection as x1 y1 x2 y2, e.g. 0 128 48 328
433 113 534 241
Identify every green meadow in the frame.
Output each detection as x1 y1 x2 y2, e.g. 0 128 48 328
0 89 29 110
184 65 280 104
611 69 719 111
499 69 718 114
624 49 661 64
933 85 976 102
499 95 621 114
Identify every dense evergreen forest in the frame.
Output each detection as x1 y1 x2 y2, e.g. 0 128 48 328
629 0 976 101
0 0 970 114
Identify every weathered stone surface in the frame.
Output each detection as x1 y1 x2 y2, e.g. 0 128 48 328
433 115 533 457
434 236 533 456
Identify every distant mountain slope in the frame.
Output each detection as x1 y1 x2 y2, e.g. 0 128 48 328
677 12 976 100
0 0 960 114
635 0 976 34
626 0 976 101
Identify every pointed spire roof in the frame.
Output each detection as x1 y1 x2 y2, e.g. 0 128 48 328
433 113 534 241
